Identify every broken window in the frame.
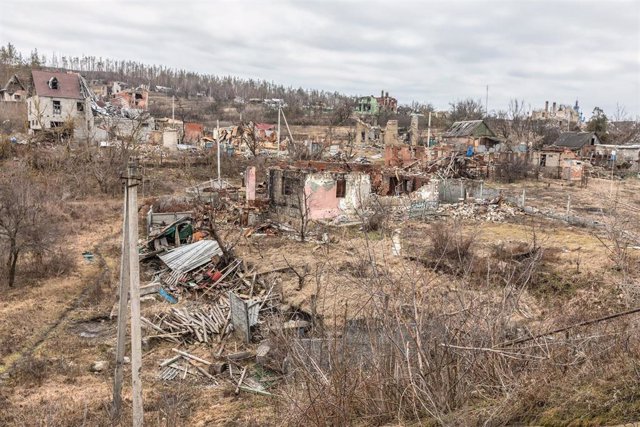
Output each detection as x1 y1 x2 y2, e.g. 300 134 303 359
48 77 58 89
77 101 84 112
336 177 346 198
283 178 298 196
540 154 547 167
388 176 398 196
53 100 61 115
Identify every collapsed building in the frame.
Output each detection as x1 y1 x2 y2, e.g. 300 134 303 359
112 87 149 110
268 164 372 220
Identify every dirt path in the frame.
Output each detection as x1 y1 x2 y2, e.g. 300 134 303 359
0 202 122 379
0 228 118 379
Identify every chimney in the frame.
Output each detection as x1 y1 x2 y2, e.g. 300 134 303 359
385 91 389 98
552 102 557 114
544 101 549 113
381 90 384 98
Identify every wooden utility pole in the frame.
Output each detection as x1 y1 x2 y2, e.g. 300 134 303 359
112 159 144 426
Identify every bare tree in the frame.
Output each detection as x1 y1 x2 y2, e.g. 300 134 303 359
295 180 311 242
490 99 532 146
448 98 485 124
0 166 61 287
239 122 261 156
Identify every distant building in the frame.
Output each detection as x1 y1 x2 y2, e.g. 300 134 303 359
88 79 108 99
27 70 94 141
184 122 204 144
254 123 276 140
376 90 397 113
109 81 128 96
112 87 149 110
531 100 582 128
551 131 601 156
442 119 500 152
355 90 398 115
0 74 26 102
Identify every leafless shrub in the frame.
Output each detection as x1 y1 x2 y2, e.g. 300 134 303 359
338 259 372 278
19 249 77 283
150 383 196 427
426 221 476 274
595 208 634 273
0 165 65 287
494 157 531 183
12 355 50 386
362 210 387 233
274 219 640 426
0 138 18 160
151 196 193 213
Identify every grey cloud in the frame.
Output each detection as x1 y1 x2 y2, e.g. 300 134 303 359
1 0 638 116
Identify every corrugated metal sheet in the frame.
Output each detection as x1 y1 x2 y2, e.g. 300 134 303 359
158 240 222 273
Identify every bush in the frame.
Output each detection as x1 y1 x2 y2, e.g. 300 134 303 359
494 157 531 183
426 221 476 274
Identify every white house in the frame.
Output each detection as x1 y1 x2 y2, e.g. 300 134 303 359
27 70 94 141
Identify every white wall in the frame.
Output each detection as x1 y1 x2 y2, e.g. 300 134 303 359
27 95 93 141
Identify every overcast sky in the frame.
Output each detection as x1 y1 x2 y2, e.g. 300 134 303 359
2 0 639 118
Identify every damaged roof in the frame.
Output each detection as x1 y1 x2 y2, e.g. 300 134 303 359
0 74 26 94
159 240 223 273
255 123 275 131
552 132 601 149
443 120 496 138
31 70 85 99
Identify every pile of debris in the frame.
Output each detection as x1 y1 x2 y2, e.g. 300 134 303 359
142 304 230 344
438 199 521 222
157 348 273 395
140 229 282 341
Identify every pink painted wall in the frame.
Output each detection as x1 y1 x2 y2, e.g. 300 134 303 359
246 166 256 202
304 179 340 220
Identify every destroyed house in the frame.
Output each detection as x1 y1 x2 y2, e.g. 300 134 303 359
355 96 379 115
442 120 499 152
551 131 601 156
0 74 26 101
112 87 148 110
268 166 371 220
27 70 94 141
531 146 577 178
184 122 204 144
355 90 398 115
254 123 276 140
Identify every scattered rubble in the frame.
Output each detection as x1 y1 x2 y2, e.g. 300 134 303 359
439 199 521 222
90 360 108 373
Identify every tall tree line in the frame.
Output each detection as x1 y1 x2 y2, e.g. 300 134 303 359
0 43 349 109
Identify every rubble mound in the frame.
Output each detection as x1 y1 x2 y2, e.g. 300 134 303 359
439 201 521 222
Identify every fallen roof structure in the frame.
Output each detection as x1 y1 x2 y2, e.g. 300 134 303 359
158 240 223 273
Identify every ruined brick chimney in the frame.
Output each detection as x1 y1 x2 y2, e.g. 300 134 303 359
545 101 549 113
552 102 557 115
